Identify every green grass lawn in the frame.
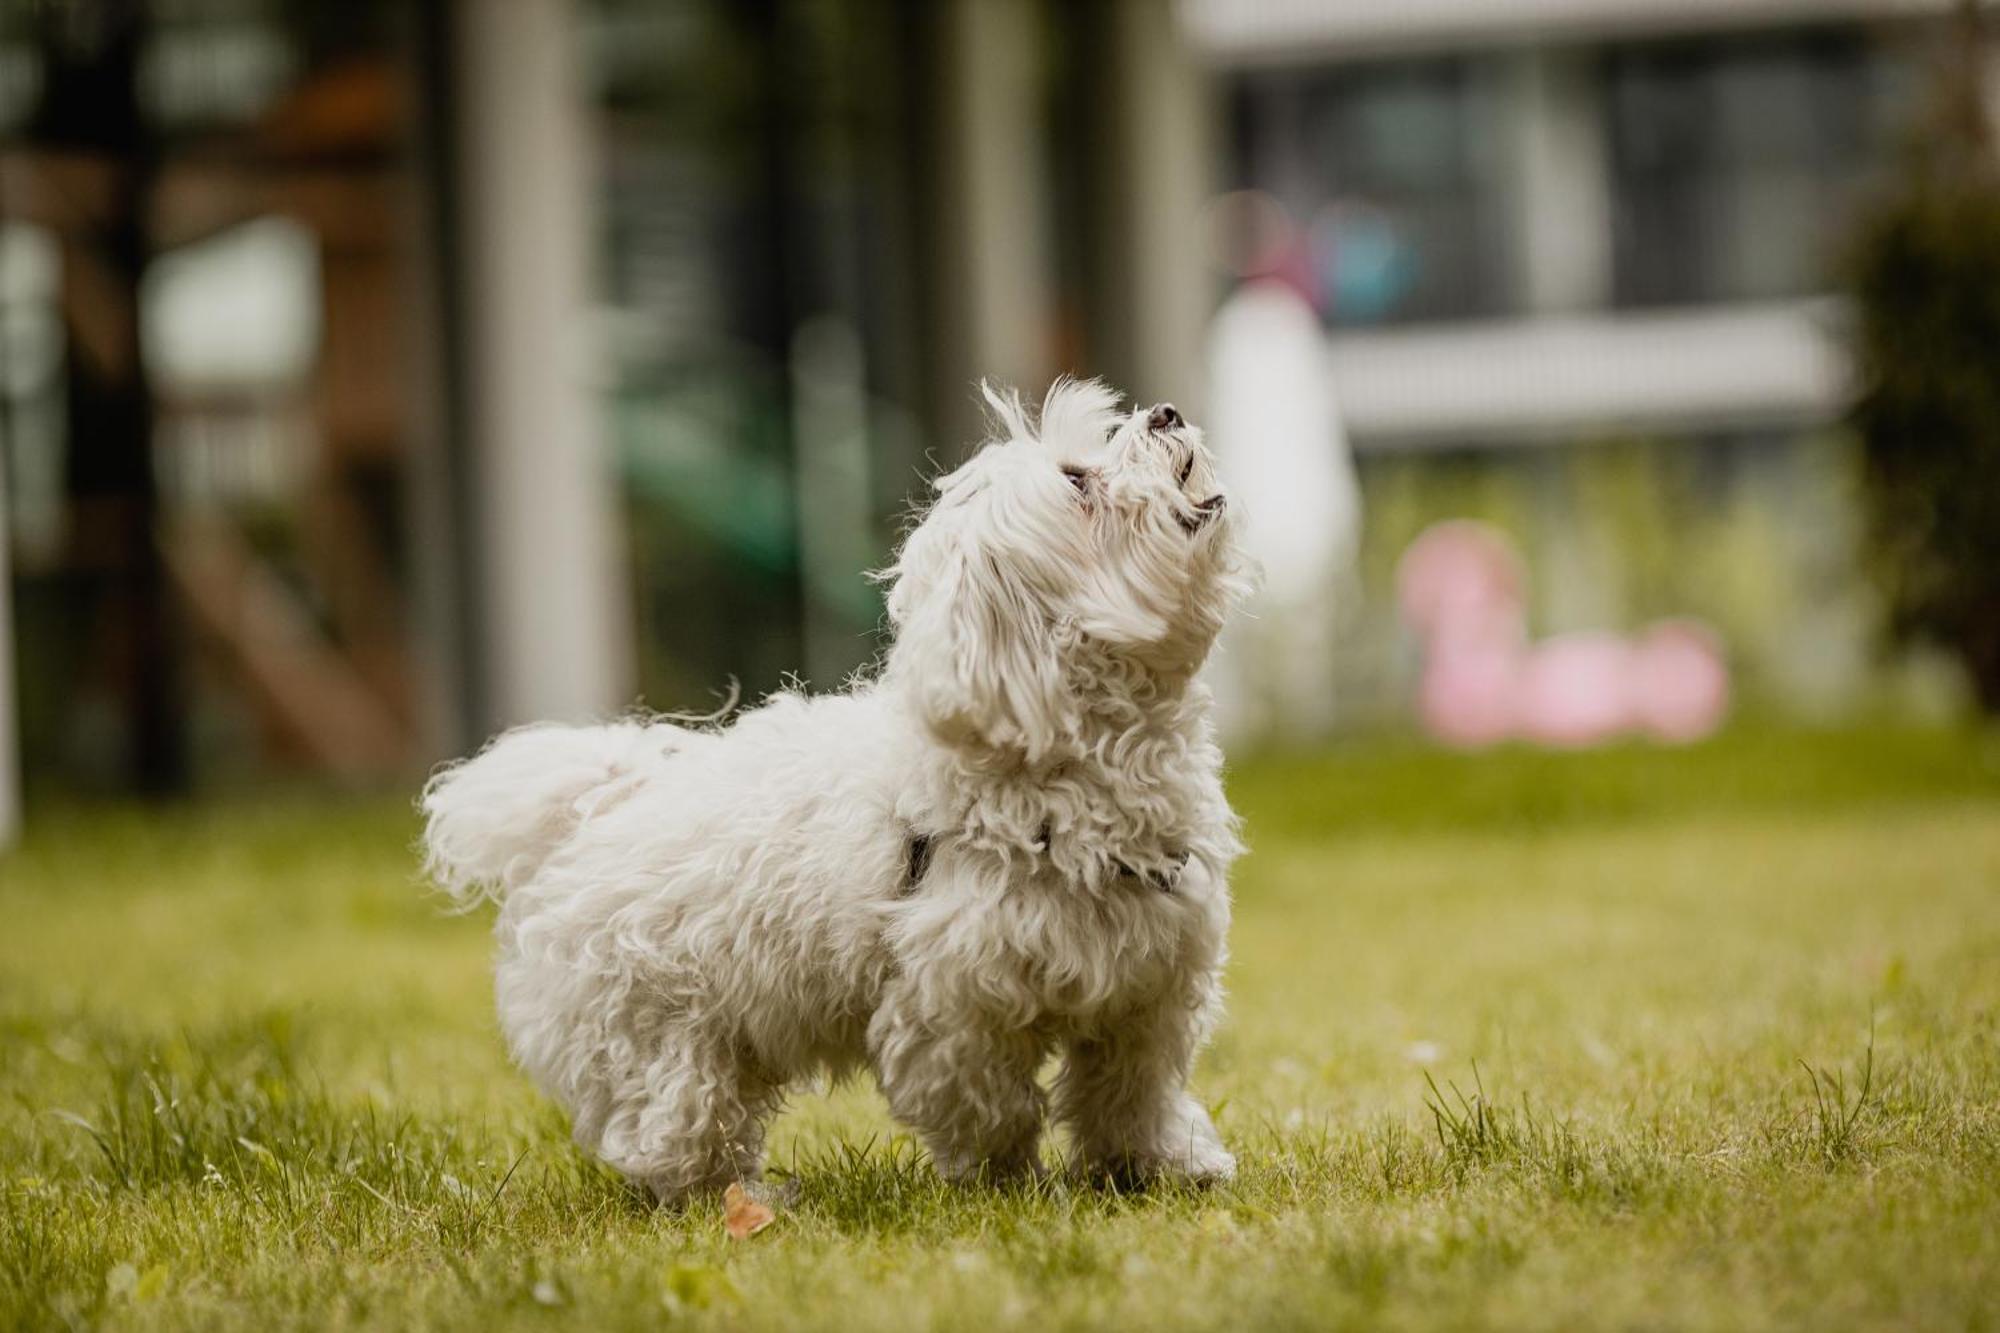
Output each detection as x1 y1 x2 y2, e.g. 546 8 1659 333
4 725 1999 1331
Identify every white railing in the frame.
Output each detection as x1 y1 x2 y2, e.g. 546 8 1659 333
1181 0 1953 64
1326 299 1851 449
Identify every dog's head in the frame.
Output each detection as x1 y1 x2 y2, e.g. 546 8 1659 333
882 378 1248 765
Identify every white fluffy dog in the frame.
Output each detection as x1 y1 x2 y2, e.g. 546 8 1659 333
421 380 1250 1203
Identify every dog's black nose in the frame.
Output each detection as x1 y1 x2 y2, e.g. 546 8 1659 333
1147 403 1181 432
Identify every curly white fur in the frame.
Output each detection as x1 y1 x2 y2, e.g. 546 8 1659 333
421 380 1252 1202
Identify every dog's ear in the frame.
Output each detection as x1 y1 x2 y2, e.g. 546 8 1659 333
885 491 1075 765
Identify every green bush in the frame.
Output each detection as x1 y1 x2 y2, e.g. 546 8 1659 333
1848 7 2000 710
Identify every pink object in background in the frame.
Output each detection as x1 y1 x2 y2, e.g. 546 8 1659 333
1517 633 1638 748
1397 520 1731 749
1401 520 1532 750
1632 619 1731 743
1418 640 1522 749
1396 520 1525 641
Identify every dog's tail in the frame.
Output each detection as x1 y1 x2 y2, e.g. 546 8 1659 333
419 720 672 907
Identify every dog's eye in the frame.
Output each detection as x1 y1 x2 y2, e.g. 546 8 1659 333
1061 465 1092 495
1176 454 1194 487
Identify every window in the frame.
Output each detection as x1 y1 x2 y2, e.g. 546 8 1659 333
1228 58 1513 326
1607 29 1914 306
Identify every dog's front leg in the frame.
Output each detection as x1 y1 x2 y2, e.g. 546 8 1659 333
1055 996 1235 1187
869 991 1047 1184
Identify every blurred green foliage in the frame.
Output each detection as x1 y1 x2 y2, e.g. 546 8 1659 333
1848 7 2000 710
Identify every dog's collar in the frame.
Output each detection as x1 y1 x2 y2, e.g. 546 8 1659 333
902 831 1186 897
905 834 934 894
1116 851 1189 895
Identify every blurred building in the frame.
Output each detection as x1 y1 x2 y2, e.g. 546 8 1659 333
0 0 1985 806
1192 0 1982 722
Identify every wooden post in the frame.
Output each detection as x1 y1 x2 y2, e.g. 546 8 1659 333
35 0 186 794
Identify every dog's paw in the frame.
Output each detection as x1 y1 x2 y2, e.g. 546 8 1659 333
933 1148 1048 1189
1157 1110 1236 1185
1172 1139 1236 1185
1078 1140 1235 1191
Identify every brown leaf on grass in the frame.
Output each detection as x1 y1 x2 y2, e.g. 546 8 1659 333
722 1182 776 1240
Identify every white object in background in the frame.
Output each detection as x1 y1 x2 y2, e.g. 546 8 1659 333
140 217 322 394
0 223 50 850
0 411 16 851
1205 279 1363 743
454 0 633 732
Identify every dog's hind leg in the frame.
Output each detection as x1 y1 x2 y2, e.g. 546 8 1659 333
592 1032 781 1205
